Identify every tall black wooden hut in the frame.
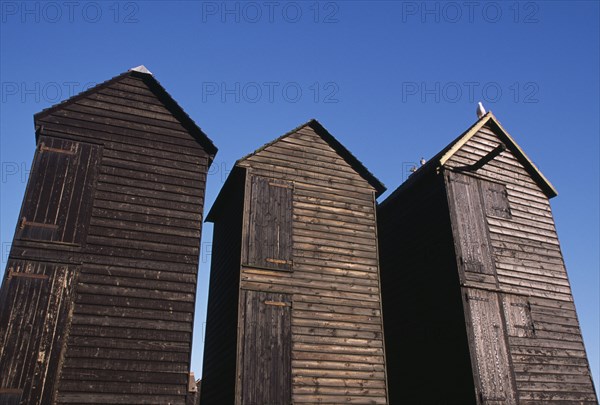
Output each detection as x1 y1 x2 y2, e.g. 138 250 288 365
0 66 217 404
201 119 389 404
378 111 597 404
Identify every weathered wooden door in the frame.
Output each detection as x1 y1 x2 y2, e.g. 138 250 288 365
446 171 517 404
463 288 517 404
246 176 293 271
17 136 100 245
445 172 495 277
241 290 292 405
0 260 76 404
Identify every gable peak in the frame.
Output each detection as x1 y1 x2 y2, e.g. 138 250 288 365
129 65 153 75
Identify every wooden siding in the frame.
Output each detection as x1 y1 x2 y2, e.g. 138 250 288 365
234 125 388 404
444 125 597 403
2 72 212 404
378 175 476 404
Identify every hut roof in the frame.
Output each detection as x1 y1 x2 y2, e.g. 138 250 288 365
237 119 386 196
381 111 558 208
207 119 386 222
33 65 218 157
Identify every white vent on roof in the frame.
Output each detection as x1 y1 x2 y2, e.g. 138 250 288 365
129 65 153 75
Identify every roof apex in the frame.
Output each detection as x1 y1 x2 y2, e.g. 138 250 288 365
437 111 557 197
237 119 386 197
129 65 153 75
32 67 217 157
380 110 558 209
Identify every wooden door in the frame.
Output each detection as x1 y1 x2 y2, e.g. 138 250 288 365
446 171 517 404
463 288 517 404
445 172 495 276
0 260 76 404
246 176 293 271
241 290 292 405
17 136 100 245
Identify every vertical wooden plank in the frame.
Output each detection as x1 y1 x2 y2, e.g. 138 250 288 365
241 290 291 405
246 176 293 271
446 172 495 276
464 288 517 404
61 142 101 245
0 261 50 392
44 139 74 240
280 293 292 403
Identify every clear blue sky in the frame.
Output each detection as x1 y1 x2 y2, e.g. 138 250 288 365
1 0 598 388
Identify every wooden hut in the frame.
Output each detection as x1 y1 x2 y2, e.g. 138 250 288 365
0 66 217 404
200 119 389 404
378 111 598 404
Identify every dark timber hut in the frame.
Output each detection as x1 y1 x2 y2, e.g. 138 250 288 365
0 66 217 404
201 119 389 404
378 111 598 404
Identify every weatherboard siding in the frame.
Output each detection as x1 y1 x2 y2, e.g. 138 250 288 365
2 72 212 404
444 126 597 403
198 124 388 404
379 117 596 404
236 127 388 404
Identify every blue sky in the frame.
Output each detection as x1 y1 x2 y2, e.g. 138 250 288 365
1 0 598 387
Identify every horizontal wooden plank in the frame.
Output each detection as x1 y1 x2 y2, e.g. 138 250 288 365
60 368 187 384
292 359 385 372
59 380 186 395
56 392 185 404
73 303 192 322
68 325 190 343
75 292 194 313
241 281 380 303
66 347 189 362
293 342 383 356
62 358 188 373
293 394 387 404
293 367 385 380
292 318 383 333
100 165 204 192
70 314 192 332
68 336 189 353
75 284 195 302
76 97 179 123
89 217 200 239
